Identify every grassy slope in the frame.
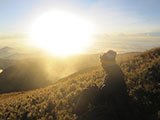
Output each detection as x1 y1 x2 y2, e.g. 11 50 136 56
0 48 160 120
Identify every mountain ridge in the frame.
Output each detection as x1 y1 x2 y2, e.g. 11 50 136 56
0 47 159 119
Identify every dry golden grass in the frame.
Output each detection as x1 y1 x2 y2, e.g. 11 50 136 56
0 47 160 120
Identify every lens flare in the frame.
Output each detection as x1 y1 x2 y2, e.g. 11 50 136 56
30 10 94 56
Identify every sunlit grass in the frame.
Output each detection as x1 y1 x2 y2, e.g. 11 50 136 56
0 47 160 119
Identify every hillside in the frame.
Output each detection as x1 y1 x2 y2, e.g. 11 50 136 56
0 47 160 120
0 53 101 94
0 61 52 93
0 51 136 94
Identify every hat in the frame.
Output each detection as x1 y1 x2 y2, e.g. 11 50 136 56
100 50 117 64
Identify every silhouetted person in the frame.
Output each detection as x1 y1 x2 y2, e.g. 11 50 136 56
99 50 133 120
100 50 127 99
74 50 135 120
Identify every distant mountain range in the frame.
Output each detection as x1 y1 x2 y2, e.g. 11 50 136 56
0 46 47 60
0 46 16 58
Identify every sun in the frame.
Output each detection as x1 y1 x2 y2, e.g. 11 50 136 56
30 10 94 56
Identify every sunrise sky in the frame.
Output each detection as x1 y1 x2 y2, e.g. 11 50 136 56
0 0 160 34
0 0 160 55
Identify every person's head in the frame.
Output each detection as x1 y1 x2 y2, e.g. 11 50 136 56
100 50 117 70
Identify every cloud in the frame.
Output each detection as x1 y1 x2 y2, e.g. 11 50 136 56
0 33 30 48
0 33 25 40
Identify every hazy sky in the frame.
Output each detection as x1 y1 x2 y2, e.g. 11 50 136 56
0 0 160 34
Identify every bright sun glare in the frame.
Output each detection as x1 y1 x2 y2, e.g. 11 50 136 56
30 11 94 56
